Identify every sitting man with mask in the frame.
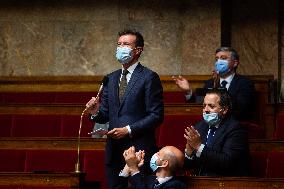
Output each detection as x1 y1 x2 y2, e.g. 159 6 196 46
119 146 186 189
172 47 255 121
184 88 250 176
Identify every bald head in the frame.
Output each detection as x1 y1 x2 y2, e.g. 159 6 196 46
160 146 184 174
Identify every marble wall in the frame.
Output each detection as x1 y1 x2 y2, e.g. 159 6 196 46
231 0 279 78
0 0 220 76
0 0 283 99
280 0 284 100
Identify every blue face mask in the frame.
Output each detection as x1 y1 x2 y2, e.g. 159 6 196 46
116 46 133 64
203 112 221 126
215 59 230 76
150 153 162 172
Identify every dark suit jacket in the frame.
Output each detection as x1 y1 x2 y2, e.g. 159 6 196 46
92 63 164 167
203 74 256 121
184 116 250 176
127 174 186 189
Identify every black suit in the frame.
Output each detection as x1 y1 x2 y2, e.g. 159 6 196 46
125 173 186 189
184 116 250 176
204 74 255 121
91 63 164 189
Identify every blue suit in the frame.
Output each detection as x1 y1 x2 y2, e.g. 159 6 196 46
91 63 164 189
204 74 255 121
184 116 250 176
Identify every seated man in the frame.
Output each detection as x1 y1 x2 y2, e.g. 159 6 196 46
173 47 255 121
119 146 186 189
184 88 250 176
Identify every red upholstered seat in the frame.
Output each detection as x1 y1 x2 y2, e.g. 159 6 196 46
274 114 284 139
1 92 55 103
0 149 26 171
250 151 268 177
20 187 70 189
1 92 97 104
0 186 70 189
25 150 78 172
11 115 61 137
163 91 187 103
158 115 202 151
266 151 284 178
54 92 96 104
0 114 12 137
82 150 106 189
60 115 93 137
240 122 265 139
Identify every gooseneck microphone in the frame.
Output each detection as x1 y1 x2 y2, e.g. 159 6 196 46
75 76 108 173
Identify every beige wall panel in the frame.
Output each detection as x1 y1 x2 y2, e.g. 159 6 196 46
0 0 221 76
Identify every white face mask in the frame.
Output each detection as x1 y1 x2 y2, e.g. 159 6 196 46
116 46 133 64
150 153 163 172
203 112 221 126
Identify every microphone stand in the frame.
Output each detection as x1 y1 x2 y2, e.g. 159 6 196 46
75 109 86 173
75 77 107 173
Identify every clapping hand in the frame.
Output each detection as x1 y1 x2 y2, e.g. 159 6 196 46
123 146 145 174
184 126 201 151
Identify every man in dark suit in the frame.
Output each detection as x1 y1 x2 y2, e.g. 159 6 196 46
172 47 255 121
183 88 250 176
119 146 186 189
85 29 164 189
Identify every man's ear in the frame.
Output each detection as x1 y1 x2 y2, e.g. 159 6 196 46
233 60 239 67
136 47 143 53
162 160 169 168
221 107 229 115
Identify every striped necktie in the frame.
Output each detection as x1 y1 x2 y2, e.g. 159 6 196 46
119 69 129 102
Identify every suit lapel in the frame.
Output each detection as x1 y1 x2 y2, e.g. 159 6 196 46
211 118 229 145
198 122 210 144
228 74 238 94
119 63 143 107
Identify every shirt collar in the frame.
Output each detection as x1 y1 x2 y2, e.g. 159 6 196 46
121 61 139 75
220 73 235 86
156 176 173 185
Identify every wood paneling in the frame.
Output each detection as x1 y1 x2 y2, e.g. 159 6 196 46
0 172 84 189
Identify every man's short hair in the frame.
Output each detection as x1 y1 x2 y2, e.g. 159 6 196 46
118 29 144 48
215 47 239 61
206 88 232 113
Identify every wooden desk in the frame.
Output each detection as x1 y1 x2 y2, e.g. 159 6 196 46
0 172 84 189
185 176 284 189
0 137 106 150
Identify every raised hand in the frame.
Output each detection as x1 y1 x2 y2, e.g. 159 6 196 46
172 75 191 92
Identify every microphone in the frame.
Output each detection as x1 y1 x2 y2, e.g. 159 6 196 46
95 76 109 101
75 76 108 173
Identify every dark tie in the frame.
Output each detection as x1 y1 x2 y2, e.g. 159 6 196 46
153 179 160 188
119 69 129 102
206 127 217 147
221 80 227 89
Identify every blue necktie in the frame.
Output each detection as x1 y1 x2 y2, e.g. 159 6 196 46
206 127 217 147
153 179 160 188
